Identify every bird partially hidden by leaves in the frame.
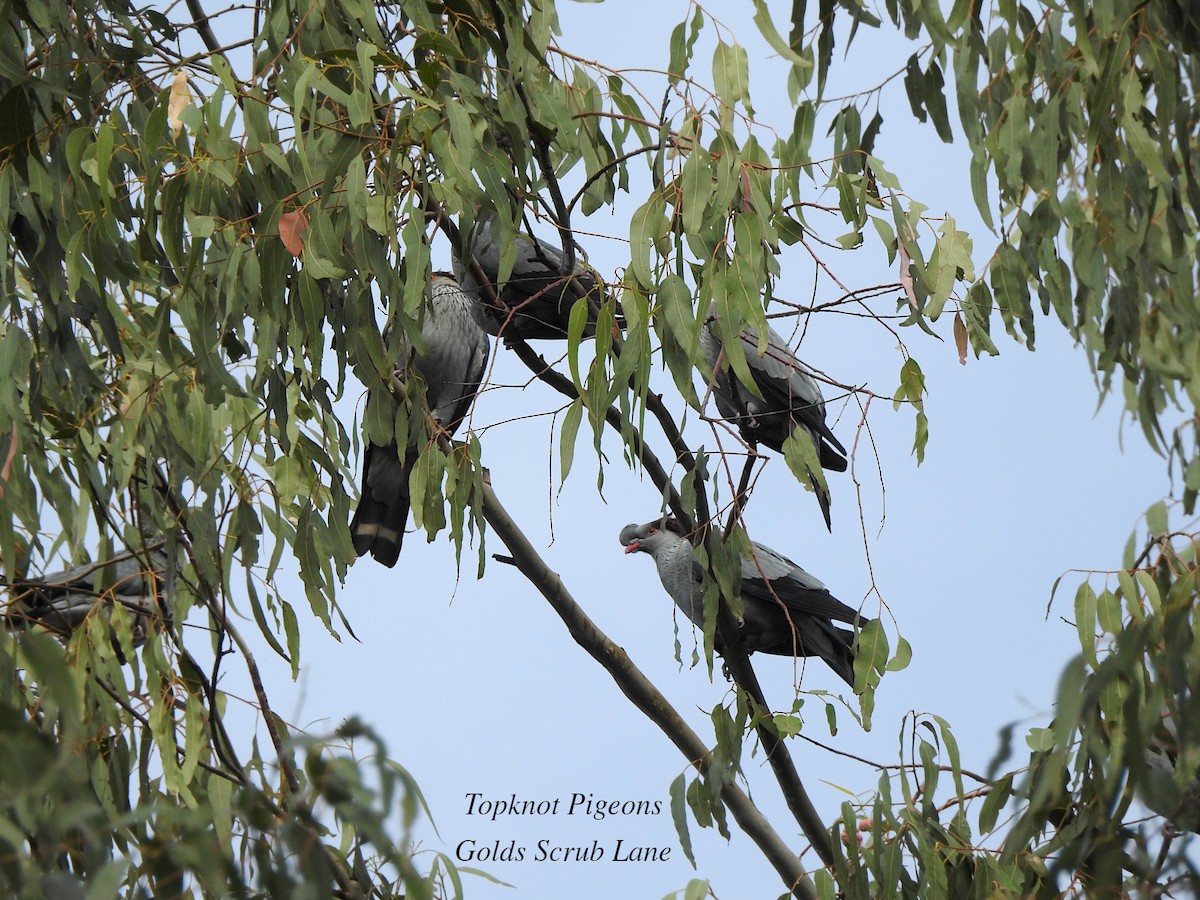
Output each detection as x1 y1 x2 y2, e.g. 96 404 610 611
700 315 847 531
351 272 490 567
5 546 166 658
452 210 620 340
618 518 870 687
1139 704 1200 834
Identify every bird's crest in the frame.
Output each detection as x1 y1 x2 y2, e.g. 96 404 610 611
659 517 687 536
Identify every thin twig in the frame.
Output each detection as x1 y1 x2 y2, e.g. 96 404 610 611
507 339 688 520
797 731 992 786
186 0 243 92
93 674 244 786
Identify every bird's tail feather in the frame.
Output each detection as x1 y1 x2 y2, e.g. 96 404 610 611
819 440 848 473
350 493 409 568
809 469 834 532
350 443 413 568
825 645 857 688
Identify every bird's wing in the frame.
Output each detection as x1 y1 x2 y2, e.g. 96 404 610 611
699 322 749 424
736 325 846 456
739 542 864 625
512 230 568 275
419 314 490 429
457 213 617 339
453 327 490 429
40 561 100 594
350 441 412 567
40 553 159 597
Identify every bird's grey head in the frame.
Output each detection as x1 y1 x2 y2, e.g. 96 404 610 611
619 518 686 555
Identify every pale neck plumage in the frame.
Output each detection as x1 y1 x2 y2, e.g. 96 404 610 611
653 533 704 627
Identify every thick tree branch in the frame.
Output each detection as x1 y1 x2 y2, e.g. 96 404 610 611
186 0 232 73
723 654 837 868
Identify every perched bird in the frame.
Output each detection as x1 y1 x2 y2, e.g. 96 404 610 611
452 211 615 340
351 271 490 567
699 315 847 530
619 518 868 687
6 547 165 649
1139 704 1200 834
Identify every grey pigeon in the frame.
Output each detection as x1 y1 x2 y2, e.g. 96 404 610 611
699 315 847 530
7 547 165 648
1140 704 1200 834
619 518 868 687
351 271 490 567
452 212 616 340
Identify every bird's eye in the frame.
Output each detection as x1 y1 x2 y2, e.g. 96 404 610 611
647 527 657 534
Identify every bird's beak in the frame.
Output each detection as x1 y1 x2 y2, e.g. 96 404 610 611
623 541 640 554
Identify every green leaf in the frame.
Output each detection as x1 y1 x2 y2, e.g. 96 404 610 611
208 772 234 854
1136 570 1163 614
750 0 811 68
668 774 695 866
1146 500 1168 536
781 428 826 495
1096 589 1122 636
855 618 889 683
978 774 1013 834
773 714 802 737
680 148 714 236
282 599 301 679
666 8 704 86
886 636 912 672
559 399 584 483
629 194 664 288
969 150 994 229
925 216 974 319
712 41 753 119
1074 581 1099 666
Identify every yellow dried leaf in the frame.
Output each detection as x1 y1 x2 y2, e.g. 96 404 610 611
168 71 191 139
898 239 917 312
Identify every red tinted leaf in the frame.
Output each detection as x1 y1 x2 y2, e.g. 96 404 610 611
279 209 309 257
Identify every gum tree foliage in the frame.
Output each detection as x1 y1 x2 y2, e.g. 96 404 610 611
0 0 1197 897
